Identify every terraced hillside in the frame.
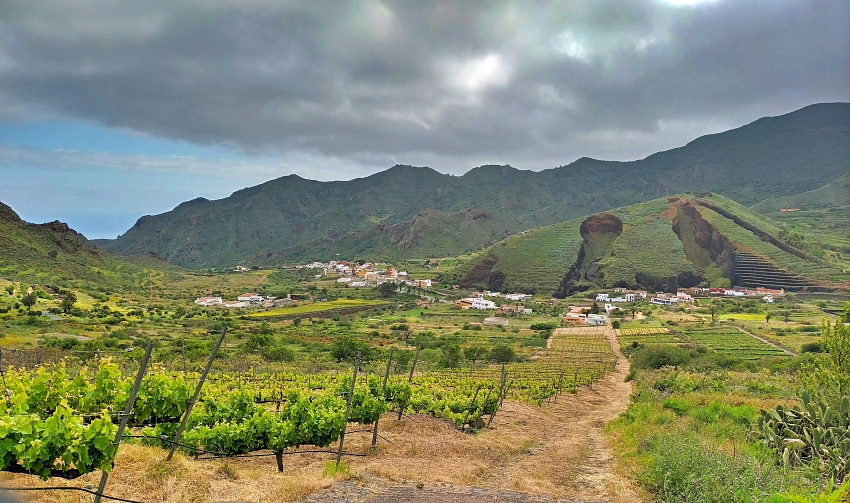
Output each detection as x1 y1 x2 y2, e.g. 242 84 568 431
445 195 849 295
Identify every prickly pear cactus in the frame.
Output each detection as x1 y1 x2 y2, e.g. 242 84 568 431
757 392 850 483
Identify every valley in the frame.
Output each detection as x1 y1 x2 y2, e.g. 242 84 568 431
0 102 848 503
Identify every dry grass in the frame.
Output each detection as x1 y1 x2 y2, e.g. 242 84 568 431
0 444 339 503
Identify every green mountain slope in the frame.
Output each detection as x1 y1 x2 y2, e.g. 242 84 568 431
0 201 176 292
443 195 850 295
99 103 850 268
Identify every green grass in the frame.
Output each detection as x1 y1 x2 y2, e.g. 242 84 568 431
602 218 697 287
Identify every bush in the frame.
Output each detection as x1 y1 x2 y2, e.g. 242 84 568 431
263 345 295 362
38 336 80 350
612 320 621 329
245 332 274 352
641 434 787 502
632 345 692 370
800 342 822 353
529 322 558 331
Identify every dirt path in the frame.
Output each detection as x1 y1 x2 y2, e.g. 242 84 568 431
300 327 643 503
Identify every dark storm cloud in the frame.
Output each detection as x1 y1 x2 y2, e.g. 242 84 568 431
0 0 848 168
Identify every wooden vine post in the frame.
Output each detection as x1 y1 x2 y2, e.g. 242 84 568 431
93 342 154 503
398 346 421 420
372 349 393 447
166 327 228 462
336 352 361 466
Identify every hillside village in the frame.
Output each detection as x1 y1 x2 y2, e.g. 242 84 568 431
198 260 791 331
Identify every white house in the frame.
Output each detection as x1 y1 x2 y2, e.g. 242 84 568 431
221 301 248 308
587 313 609 326
625 293 637 302
238 293 264 303
194 296 222 306
350 281 367 287
471 298 497 310
595 293 610 302
650 297 678 306
505 293 531 301
336 277 353 283
763 295 774 303
523 308 533 315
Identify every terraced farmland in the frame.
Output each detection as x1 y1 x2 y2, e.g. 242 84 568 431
695 204 839 283
616 327 681 345
682 325 788 359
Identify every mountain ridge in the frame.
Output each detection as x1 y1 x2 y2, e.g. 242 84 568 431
98 102 850 268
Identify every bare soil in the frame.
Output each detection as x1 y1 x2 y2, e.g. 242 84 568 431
303 327 643 503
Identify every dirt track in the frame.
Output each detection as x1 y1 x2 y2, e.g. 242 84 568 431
302 326 643 503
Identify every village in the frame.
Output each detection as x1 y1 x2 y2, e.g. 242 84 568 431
197 260 789 330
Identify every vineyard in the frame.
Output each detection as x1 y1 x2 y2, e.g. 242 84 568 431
681 325 788 360
617 324 788 360
617 327 680 345
0 327 616 498
434 328 616 405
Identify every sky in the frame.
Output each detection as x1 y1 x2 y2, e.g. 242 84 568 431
0 0 848 238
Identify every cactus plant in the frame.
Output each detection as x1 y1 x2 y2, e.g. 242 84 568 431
757 392 850 483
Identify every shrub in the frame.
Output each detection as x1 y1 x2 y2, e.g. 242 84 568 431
632 345 692 370
263 345 295 362
529 322 558 331
662 397 691 416
800 342 822 353
641 434 787 502
612 320 621 329
38 336 80 350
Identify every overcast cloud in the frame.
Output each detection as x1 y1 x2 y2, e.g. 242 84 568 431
0 0 848 236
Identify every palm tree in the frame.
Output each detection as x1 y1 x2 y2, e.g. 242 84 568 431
60 290 77 314
21 292 36 311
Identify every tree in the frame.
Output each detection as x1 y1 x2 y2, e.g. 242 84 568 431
377 282 397 298
463 345 488 366
440 344 461 368
331 334 370 362
491 344 516 363
393 349 414 374
590 302 600 314
21 292 36 311
709 301 718 323
823 317 850 371
800 311 850 410
765 312 771 324
783 310 791 323
292 317 302 327
60 290 77 314
245 332 274 352
5 284 15 296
